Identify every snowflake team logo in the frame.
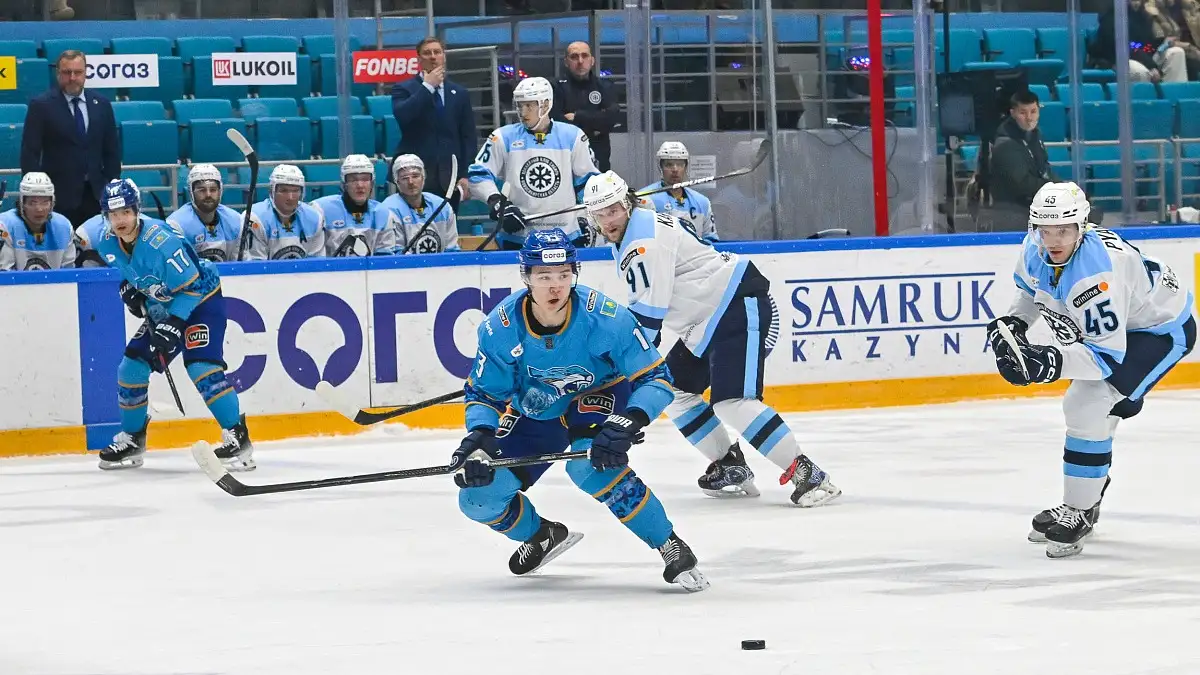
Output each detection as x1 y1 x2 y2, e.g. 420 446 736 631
1036 303 1083 345
520 156 561 199
412 230 444 254
23 257 51 271
199 248 227 262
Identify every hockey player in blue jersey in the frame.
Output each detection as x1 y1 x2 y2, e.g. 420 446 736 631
166 164 245 262
91 178 254 472
452 228 708 591
638 141 718 243
377 154 459 253
0 172 77 270
311 154 395 256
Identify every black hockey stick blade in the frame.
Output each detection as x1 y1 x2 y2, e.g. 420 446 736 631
401 154 458 254
474 180 513 251
227 128 260 261
192 441 583 497
149 191 167 221
315 381 464 426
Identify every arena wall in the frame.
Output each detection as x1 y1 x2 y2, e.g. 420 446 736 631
4 226 1198 457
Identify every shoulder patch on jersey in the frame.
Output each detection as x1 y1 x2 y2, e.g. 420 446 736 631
149 231 169 249
577 392 615 415
498 306 511 327
511 139 525 149
619 246 646 272
600 298 618 317
511 343 524 358
586 289 598 312
489 133 499 143
1071 282 1109 308
1161 264 1181 293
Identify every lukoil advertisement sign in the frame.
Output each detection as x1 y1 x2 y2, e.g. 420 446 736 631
211 52 297 86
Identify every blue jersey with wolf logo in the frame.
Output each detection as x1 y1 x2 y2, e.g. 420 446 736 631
464 284 675 430
93 216 222 323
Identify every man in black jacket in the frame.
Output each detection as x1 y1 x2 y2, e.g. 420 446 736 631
550 41 621 171
985 89 1060 232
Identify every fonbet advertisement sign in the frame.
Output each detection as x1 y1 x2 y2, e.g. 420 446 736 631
352 50 420 83
211 52 297 86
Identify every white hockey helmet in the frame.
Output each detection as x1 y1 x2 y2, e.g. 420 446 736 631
20 171 54 200
512 76 554 130
584 171 630 213
391 153 425 182
656 141 689 163
1029 181 1089 267
187 163 223 195
341 154 375 181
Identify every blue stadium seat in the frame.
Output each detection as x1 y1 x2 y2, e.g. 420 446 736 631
191 56 250 104
1055 82 1105 104
1038 101 1067 142
0 58 49 106
1028 84 1052 102
128 56 184 106
1081 69 1117 83
121 169 173 213
110 37 174 57
176 36 239 64
1078 101 1118 141
958 144 979 172
1046 145 1071 180
173 98 237 159
374 158 390 200
318 52 373 99
1018 59 1065 85
1161 82 1200 102
316 116 375 158
238 97 299 119
1133 143 1167 204
1178 143 1200 204
42 38 106 63
301 35 340 57
188 118 249 163
257 59 314 101
1131 99 1174 139
120 120 180 165
963 61 1011 72
1036 27 1084 63
1130 81 1160 99
112 100 166 123
0 103 26 123
1083 145 1121 208
0 122 22 169
242 35 300 53
984 28 1038 63
304 163 342 199
934 29 982 72
0 40 38 58
302 95 354 118
1179 99 1200 138
254 117 312 161
366 95 401 155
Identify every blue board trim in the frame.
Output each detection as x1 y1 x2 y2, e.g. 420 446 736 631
76 277 127 450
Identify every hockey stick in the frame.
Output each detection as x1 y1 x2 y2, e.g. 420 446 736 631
524 138 772 224
160 353 186 416
228 129 260 262
995 321 1030 381
315 381 464 426
401 154 458 254
149 192 167 221
475 181 513 251
191 441 581 497
0 179 7 202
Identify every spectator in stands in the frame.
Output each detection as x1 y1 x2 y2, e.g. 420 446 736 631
19 50 120 229
391 37 477 205
1089 1 1191 82
985 90 1061 232
550 41 621 172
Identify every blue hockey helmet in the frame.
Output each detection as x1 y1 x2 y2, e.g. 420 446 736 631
519 228 579 284
100 178 140 214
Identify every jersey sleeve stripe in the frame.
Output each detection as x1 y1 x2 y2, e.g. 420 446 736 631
626 356 666 383
631 301 668 320
1013 272 1035 297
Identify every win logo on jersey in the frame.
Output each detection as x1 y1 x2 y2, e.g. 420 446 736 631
527 365 595 397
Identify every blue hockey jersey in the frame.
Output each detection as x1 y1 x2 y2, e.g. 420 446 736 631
93 216 221 322
465 285 674 431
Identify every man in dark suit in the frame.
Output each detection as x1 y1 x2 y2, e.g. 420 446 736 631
391 37 478 205
20 50 121 229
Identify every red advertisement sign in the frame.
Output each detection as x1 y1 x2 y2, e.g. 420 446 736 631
352 50 421 84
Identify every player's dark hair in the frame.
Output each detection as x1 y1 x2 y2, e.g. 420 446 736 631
1011 89 1039 109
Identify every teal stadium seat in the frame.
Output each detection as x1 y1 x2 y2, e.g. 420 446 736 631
172 98 240 162
122 168 173 211
128 56 184 106
1028 84 1052 102
120 120 180 165
0 58 48 105
1078 101 1118 141
191 56 249 104
41 38 106 63
239 98 312 161
1038 101 1067 142
1160 82 1200 101
935 29 982 72
176 36 238 64
1018 59 1065 86
112 100 166 123
303 96 375 157
109 37 174 57
983 28 1038 63
0 122 22 169
1131 99 1174 139
1055 82 1105 103
1083 145 1121 209
1047 145 1072 180
304 163 342 199
1179 99 1200 138
1036 28 1084 64
0 103 26 123
366 95 401 155
1130 81 1160 99
0 41 38 58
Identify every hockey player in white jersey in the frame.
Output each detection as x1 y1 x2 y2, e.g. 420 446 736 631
377 154 459 253
73 213 109 267
988 182 1195 558
167 164 244 262
311 154 395 256
0 172 76 270
244 164 326 260
468 76 599 249
638 141 718 243
585 171 841 507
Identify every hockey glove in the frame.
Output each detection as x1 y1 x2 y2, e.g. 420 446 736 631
487 193 507 221
149 315 188 360
987 316 1031 384
589 410 649 471
451 428 500 488
500 203 528 234
119 280 147 319
1009 342 1064 386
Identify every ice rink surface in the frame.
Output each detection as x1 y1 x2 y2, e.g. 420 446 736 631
4 393 1200 675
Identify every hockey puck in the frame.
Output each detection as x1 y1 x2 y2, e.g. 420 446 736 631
741 639 766 651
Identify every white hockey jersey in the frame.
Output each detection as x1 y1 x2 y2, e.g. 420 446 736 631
1009 227 1195 381
637 184 718 242
0 209 77 270
167 203 244 262
467 120 599 246
243 199 326 260
311 194 394 256
73 214 108 267
376 192 459 254
612 207 747 355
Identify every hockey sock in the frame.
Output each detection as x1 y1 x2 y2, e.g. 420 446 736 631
117 357 151 434
565 445 673 549
1063 434 1112 509
458 468 542 542
667 392 735 462
712 398 800 471
186 362 241 429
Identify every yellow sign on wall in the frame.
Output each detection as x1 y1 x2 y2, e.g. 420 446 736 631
0 56 16 91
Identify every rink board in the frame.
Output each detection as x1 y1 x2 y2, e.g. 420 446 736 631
3 226 1199 457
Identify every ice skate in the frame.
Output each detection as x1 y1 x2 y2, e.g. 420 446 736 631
1045 505 1095 559
781 454 841 507
212 414 255 472
98 421 148 470
657 532 709 592
509 519 583 576
1029 476 1110 543
697 443 760 498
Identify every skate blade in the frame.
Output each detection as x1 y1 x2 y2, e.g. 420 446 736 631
220 453 256 472
701 481 761 499
1028 530 1048 543
793 480 842 508
1045 540 1085 559
98 456 144 471
521 532 584 576
670 567 710 593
